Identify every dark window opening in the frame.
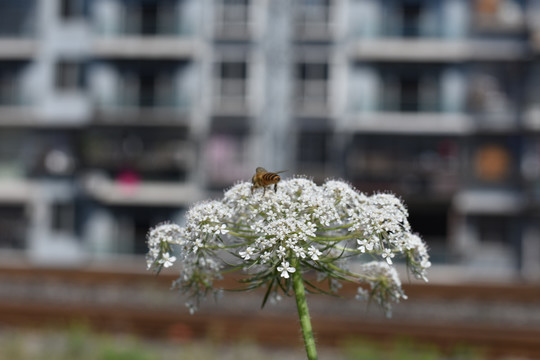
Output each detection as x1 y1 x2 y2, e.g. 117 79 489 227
298 131 328 164
56 60 84 91
59 0 85 20
220 61 247 79
0 72 16 105
296 62 329 105
217 61 248 99
407 205 449 262
297 62 329 81
139 73 156 107
222 0 249 23
401 2 422 37
51 202 74 232
140 2 158 35
298 0 331 23
0 205 26 249
399 77 420 111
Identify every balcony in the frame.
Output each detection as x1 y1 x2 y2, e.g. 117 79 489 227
347 61 520 134
453 190 524 215
92 37 201 59
93 0 200 59
92 62 194 126
341 112 473 135
0 0 36 59
83 174 201 207
348 38 528 62
94 91 192 126
0 65 40 126
0 39 36 59
345 135 461 198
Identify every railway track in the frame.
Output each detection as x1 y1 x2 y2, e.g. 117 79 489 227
0 265 539 358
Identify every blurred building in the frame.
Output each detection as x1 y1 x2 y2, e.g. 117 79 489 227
0 0 539 280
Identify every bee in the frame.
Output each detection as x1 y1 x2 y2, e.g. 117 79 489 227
251 167 287 195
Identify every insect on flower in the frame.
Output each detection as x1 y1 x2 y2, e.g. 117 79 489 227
251 167 287 195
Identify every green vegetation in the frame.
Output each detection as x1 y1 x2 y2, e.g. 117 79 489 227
0 325 309 360
341 337 485 360
0 325 485 360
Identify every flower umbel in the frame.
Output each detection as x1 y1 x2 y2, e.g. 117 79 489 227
146 178 430 316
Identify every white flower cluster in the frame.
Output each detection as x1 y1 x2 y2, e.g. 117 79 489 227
356 261 407 317
146 222 181 271
146 178 430 315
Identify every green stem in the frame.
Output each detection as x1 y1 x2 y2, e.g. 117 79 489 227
318 222 354 231
226 231 259 239
291 258 318 360
311 233 357 242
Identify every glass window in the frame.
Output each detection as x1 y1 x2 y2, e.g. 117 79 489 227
296 0 331 27
59 0 86 20
297 131 328 165
215 60 248 105
51 202 74 232
401 2 422 37
216 0 250 38
55 60 84 91
0 0 36 36
295 61 329 108
0 205 26 249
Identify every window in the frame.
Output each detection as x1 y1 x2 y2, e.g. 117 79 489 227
59 0 85 20
295 61 329 109
215 60 248 106
467 63 517 115
379 64 441 112
401 2 422 37
140 2 158 35
399 76 420 112
298 0 330 23
346 135 460 195
0 205 26 249
113 61 178 108
473 215 515 245
136 70 175 107
216 0 250 38
111 207 179 255
0 0 36 36
120 1 177 35
139 73 157 107
0 72 16 105
222 0 249 23
296 0 332 37
473 0 525 31
297 131 328 164
51 202 74 233
382 0 429 37
55 60 84 91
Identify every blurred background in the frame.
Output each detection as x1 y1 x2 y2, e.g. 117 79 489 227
0 0 540 358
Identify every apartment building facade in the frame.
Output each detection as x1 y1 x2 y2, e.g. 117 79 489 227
0 0 539 280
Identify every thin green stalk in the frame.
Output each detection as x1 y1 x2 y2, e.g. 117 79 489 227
226 231 259 239
311 233 357 242
318 222 354 231
291 257 318 360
